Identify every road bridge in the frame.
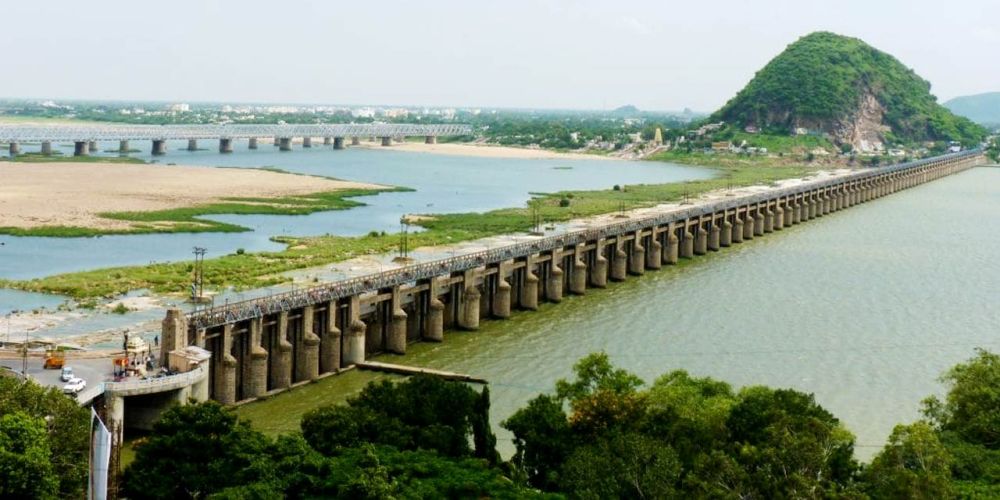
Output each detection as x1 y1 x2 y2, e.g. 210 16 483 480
160 150 986 405
0 123 472 155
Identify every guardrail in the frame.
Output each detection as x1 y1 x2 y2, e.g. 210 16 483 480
0 123 473 141
187 149 982 330
103 366 206 394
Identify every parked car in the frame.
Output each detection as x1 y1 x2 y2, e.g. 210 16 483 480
62 377 86 394
60 366 75 382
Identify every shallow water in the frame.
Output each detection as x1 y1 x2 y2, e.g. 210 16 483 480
0 142 712 280
236 167 1000 460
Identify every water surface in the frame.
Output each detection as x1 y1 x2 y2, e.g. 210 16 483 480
236 168 1000 460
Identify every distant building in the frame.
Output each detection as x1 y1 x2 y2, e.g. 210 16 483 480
712 141 732 152
167 103 190 112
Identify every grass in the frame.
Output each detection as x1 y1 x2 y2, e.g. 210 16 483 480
0 153 146 164
2 161 817 299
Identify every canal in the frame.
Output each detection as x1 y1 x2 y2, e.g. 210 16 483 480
235 167 1000 460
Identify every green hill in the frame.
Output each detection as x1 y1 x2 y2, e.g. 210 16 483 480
944 92 1000 126
712 32 985 151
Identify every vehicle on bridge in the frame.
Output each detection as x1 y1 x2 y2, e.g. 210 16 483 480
62 377 86 395
43 348 65 369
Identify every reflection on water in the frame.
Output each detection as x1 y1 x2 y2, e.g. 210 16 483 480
236 168 1000 460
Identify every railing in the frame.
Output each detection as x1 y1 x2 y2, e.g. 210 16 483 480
187 149 982 330
0 123 473 141
103 366 206 393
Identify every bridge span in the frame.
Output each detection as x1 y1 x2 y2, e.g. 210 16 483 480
159 150 986 405
0 123 472 155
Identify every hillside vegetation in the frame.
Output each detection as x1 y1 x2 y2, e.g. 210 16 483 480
713 32 985 151
945 92 1000 125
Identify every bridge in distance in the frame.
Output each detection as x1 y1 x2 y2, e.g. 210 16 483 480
0 123 473 155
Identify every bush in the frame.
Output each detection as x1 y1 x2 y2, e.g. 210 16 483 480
559 198 571 207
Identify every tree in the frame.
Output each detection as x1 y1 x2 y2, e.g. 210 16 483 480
560 432 681 499
554 352 644 408
0 378 88 498
864 422 953 499
301 376 495 459
123 401 273 499
922 349 1000 449
0 411 59 499
724 386 859 498
502 394 574 491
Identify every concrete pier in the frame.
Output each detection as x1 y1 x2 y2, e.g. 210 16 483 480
187 139 198 151
40 141 52 155
646 232 663 269
7 142 19 155
665 230 680 264
570 247 588 294
494 261 513 316
302 137 312 148
88 141 98 153
219 138 233 153
118 140 130 153
323 137 332 146
425 135 437 144
73 141 89 156
165 150 984 406
333 137 345 150
151 140 167 156
590 240 609 287
248 137 258 149
522 257 540 310
380 136 392 147
351 136 361 146
426 278 446 341
629 231 646 275
611 240 628 281
694 226 708 255
708 222 721 251
546 251 564 302
279 137 292 151
459 269 481 330
342 296 366 366
387 288 407 354
681 228 695 258
720 220 733 247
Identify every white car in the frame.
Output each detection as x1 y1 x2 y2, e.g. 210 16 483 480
60 366 75 382
62 377 86 394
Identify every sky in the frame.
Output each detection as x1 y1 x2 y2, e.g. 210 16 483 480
2 0 998 112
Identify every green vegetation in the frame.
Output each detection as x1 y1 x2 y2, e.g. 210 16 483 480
713 32 986 147
115 350 1000 498
0 187 403 238
0 377 90 499
123 377 543 499
0 152 145 164
3 164 816 299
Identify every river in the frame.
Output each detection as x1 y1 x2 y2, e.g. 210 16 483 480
0 142 711 282
235 167 1000 460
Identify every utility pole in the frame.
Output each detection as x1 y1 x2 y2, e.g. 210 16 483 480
398 216 410 260
192 246 206 302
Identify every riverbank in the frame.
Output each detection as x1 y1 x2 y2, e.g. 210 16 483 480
356 141 616 160
0 162 391 236
2 162 821 299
